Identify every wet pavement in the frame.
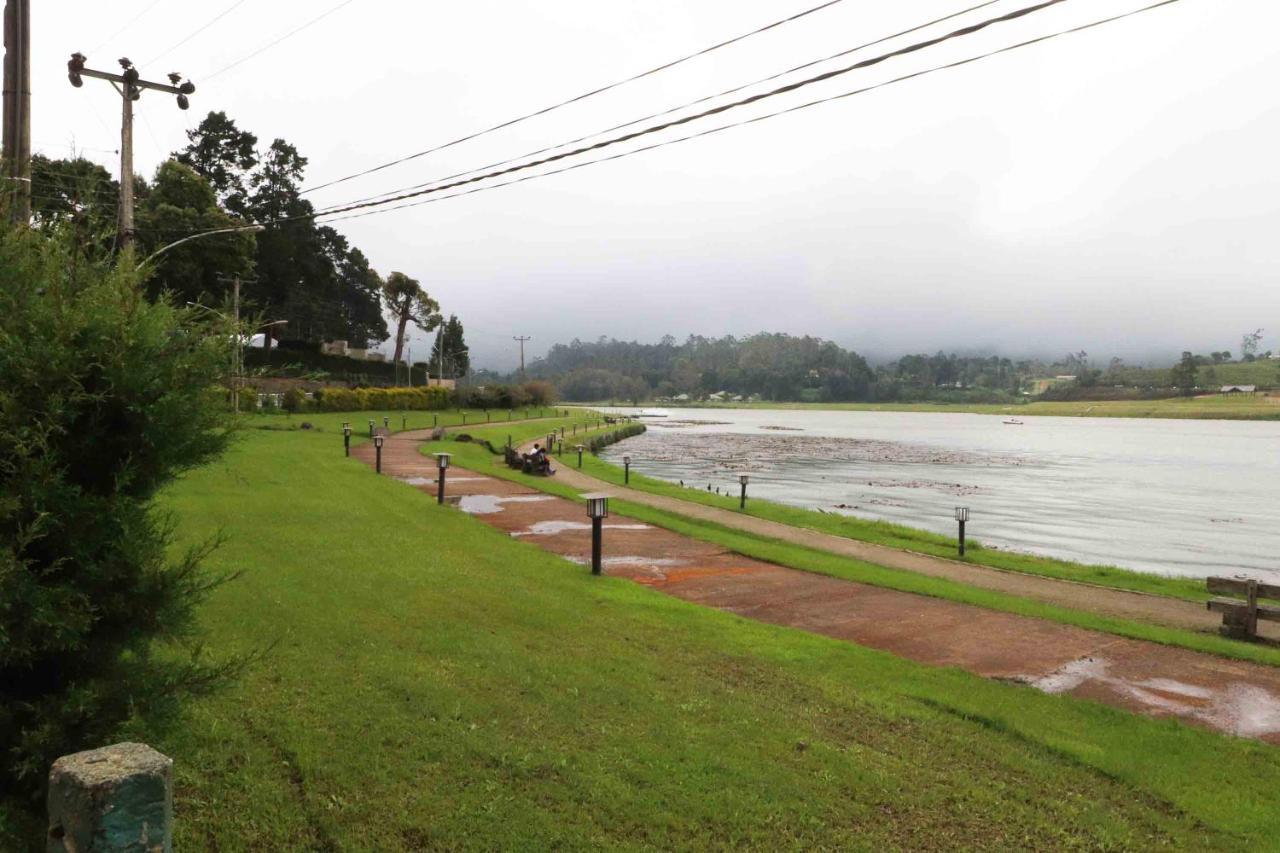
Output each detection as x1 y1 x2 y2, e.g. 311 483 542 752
354 432 1280 743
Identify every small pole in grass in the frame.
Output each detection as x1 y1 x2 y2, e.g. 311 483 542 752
954 506 969 557
739 473 749 509
433 414 438 428
462 413 467 425
559 426 565 438
401 414 407 431
584 493 609 575
383 415 390 430
342 422 351 457
547 433 556 454
486 411 491 423
367 419 375 437
576 444 585 468
507 434 512 449
623 455 631 485
435 453 451 504
572 424 577 436
374 433 385 474
557 439 563 455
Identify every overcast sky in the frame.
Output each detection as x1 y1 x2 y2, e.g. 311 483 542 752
36 0 1280 369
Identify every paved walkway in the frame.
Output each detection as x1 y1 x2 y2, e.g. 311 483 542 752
353 433 1280 742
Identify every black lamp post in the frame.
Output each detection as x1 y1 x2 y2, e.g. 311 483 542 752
462 413 467 425
576 444 585 468
955 506 969 556
374 433 385 474
739 473 750 509
623 455 632 485
557 439 563 455
435 453 451 504
342 422 352 457
546 433 556 454
583 493 609 575
433 414 438 428
367 418 375 438
383 415 390 431
559 426 565 438
401 414 407 431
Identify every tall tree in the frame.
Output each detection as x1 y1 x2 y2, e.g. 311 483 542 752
1170 351 1199 396
383 272 441 365
431 314 469 380
135 160 256 305
319 227 387 347
175 111 259 217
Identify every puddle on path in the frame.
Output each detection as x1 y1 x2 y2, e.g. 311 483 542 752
512 520 652 537
457 494 555 515
1028 657 1280 739
398 476 486 486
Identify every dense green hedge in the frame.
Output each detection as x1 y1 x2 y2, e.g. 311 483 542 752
244 347 427 386
311 386 451 412
587 422 646 452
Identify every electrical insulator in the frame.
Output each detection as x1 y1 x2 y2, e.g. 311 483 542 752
67 53 85 87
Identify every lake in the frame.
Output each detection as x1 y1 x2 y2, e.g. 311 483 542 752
595 407 1280 582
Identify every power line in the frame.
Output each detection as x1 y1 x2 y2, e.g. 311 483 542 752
314 0 1186 228
204 0 358 81
90 0 167 55
300 0 851 196
146 0 249 66
302 0 1073 220
330 0 1006 212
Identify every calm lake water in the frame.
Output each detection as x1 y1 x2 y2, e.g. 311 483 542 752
595 407 1280 582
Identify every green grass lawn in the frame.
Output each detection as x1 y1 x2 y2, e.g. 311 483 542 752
241 404 575 436
593 394 1280 420
561 449 1210 603
8 421 1280 848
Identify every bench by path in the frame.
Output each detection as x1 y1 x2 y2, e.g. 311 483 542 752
353 438 1280 742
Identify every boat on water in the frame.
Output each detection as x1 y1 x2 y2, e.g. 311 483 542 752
637 409 670 418
1003 418 1025 425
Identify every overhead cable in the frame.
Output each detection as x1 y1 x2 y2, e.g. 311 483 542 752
300 0 850 195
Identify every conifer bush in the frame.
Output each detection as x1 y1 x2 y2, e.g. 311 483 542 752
0 228 237 804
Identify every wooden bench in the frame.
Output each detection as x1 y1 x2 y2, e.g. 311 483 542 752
1207 576 1280 639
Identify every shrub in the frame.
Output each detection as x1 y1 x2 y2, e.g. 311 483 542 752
310 385 450 413
0 227 237 806
281 387 306 413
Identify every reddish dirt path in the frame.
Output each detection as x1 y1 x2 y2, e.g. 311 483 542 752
354 435 1280 742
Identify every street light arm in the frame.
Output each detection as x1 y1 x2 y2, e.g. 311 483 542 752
140 224 265 268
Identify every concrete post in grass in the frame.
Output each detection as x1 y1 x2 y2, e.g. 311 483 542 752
47 742 173 853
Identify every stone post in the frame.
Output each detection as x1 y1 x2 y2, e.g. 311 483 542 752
47 742 173 852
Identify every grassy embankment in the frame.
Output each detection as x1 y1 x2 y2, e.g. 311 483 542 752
10 414 1277 848
588 393 1280 420
427 420 1280 669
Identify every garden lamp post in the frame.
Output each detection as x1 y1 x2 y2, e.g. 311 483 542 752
557 439 564 455
547 433 556 453
559 426 565 438
739 474 750 509
955 506 969 557
383 416 390 431
367 419 375 438
623 455 632 485
435 453 451 504
583 493 610 575
401 414 407 431
432 414 437 428
342 422 352 457
576 444 585 468
374 433 385 474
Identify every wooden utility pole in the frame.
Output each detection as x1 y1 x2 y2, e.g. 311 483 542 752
67 54 194 249
2 0 31 224
215 273 254 414
513 335 531 379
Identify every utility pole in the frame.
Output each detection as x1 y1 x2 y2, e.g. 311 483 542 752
2 0 31 224
215 274 255 414
67 53 193 249
513 335 531 379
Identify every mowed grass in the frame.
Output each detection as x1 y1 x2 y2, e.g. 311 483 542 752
76 425 1280 848
563 447 1209 603
610 394 1280 420
242 404 574 437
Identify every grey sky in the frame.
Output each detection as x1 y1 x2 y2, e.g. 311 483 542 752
38 0 1280 369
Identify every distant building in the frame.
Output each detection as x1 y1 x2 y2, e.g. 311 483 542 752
321 340 349 357
1220 385 1257 395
